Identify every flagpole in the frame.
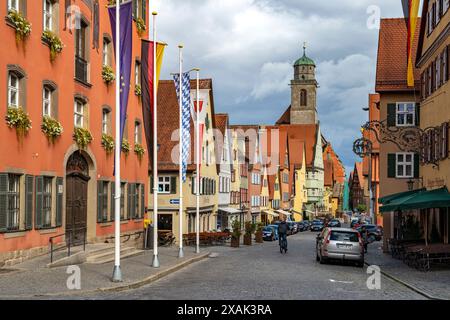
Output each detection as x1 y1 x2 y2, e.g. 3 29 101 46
112 0 122 282
178 45 184 259
195 68 200 254
151 11 160 268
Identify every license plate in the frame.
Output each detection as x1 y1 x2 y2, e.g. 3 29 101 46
338 244 352 249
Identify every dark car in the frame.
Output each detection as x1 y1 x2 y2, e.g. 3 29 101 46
262 226 278 241
303 221 311 230
357 224 382 241
327 219 341 228
310 220 324 232
297 222 306 232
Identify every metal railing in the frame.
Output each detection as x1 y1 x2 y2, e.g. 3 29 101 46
49 227 87 263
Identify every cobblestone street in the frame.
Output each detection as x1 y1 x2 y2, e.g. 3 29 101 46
68 232 427 300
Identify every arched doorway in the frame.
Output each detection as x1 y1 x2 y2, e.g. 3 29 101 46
66 152 90 243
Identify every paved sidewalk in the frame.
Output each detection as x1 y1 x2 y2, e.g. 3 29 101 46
365 242 450 300
0 247 210 299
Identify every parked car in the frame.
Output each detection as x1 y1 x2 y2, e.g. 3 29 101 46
288 222 298 234
297 222 306 232
316 227 364 267
263 225 279 241
310 220 324 232
303 221 311 230
356 224 383 241
327 219 341 228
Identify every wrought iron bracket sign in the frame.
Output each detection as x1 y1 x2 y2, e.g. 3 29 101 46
353 119 449 167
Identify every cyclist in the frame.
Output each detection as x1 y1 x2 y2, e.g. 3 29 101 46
278 217 289 253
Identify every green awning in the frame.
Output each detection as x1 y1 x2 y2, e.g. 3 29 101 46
378 188 425 205
380 187 450 212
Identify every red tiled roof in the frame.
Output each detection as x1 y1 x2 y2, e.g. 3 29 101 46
280 124 318 168
214 113 230 173
155 79 214 172
376 18 421 92
276 106 291 125
354 162 364 190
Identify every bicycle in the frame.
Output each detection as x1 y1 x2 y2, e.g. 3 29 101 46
279 234 288 254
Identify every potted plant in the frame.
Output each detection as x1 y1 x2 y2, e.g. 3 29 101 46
101 133 114 154
244 221 255 246
135 17 146 37
5 106 32 137
121 139 130 156
41 116 63 142
255 222 264 243
134 143 145 160
102 65 115 84
73 127 92 149
7 10 31 41
231 220 241 248
42 30 63 61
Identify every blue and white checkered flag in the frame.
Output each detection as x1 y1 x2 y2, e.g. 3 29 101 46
173 72 191 182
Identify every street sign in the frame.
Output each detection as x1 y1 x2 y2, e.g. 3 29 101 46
170 199 180 205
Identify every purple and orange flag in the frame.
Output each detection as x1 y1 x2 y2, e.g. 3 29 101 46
402 0 420 87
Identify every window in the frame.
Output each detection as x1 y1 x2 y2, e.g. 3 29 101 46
8 73 19 107
42 177 52 228
102 37 112 67
43 0 53 31
7 174 20 231
75 20 89 83
274 183 279 191
42 86 52 117
74 99 85 127
102 108 110 135
158 176 171 194
135 60 141 86
282 192 289 202
134 121 141 144
8 0 19 12
252 173 260 185
396 153 414 178
396 103 415 126
300 89 307 106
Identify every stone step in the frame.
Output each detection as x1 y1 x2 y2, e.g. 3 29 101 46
86 246 144 264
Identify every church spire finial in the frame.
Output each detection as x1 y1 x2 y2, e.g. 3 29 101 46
303 41 307 56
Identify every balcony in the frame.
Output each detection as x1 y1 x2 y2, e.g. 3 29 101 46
75 55 89 86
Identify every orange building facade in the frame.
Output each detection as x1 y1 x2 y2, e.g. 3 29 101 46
0 0 149 265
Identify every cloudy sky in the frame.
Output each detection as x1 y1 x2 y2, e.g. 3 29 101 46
149 0 406 175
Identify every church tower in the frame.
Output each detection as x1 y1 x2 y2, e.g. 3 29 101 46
290 44 318 125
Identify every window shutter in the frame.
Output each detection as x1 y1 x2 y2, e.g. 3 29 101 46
414 154 420 179
93 1 100 49
387 154 396 178
191 176 195 194
134 184 139 218
415 103 420 126
25 175 34 230
140 185 145 218
111 182 115 221
150 177 154 194
428 130 433 163
97 181 103 222
387 104 396 127
35 176 43 229
442 122 449 159
170 177 177 194
56 177 63 227
142 0 147 24
129 183 133 219
132 0 137 18
0 174 8 232
434 128 441 162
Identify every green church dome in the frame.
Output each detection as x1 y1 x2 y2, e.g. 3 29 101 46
294 44 315 66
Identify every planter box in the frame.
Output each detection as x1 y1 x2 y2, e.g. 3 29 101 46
244 234 252 246
231 237 240 248
255 231 263 243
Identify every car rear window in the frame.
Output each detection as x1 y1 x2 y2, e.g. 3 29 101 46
330 231 359 242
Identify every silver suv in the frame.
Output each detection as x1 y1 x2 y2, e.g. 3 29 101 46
316 227 364 267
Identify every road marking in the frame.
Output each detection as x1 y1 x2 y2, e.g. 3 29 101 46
329 279 354 284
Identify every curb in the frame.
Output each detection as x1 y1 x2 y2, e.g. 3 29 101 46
364 262 446 300
0 252 210 299
98 252 210 293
